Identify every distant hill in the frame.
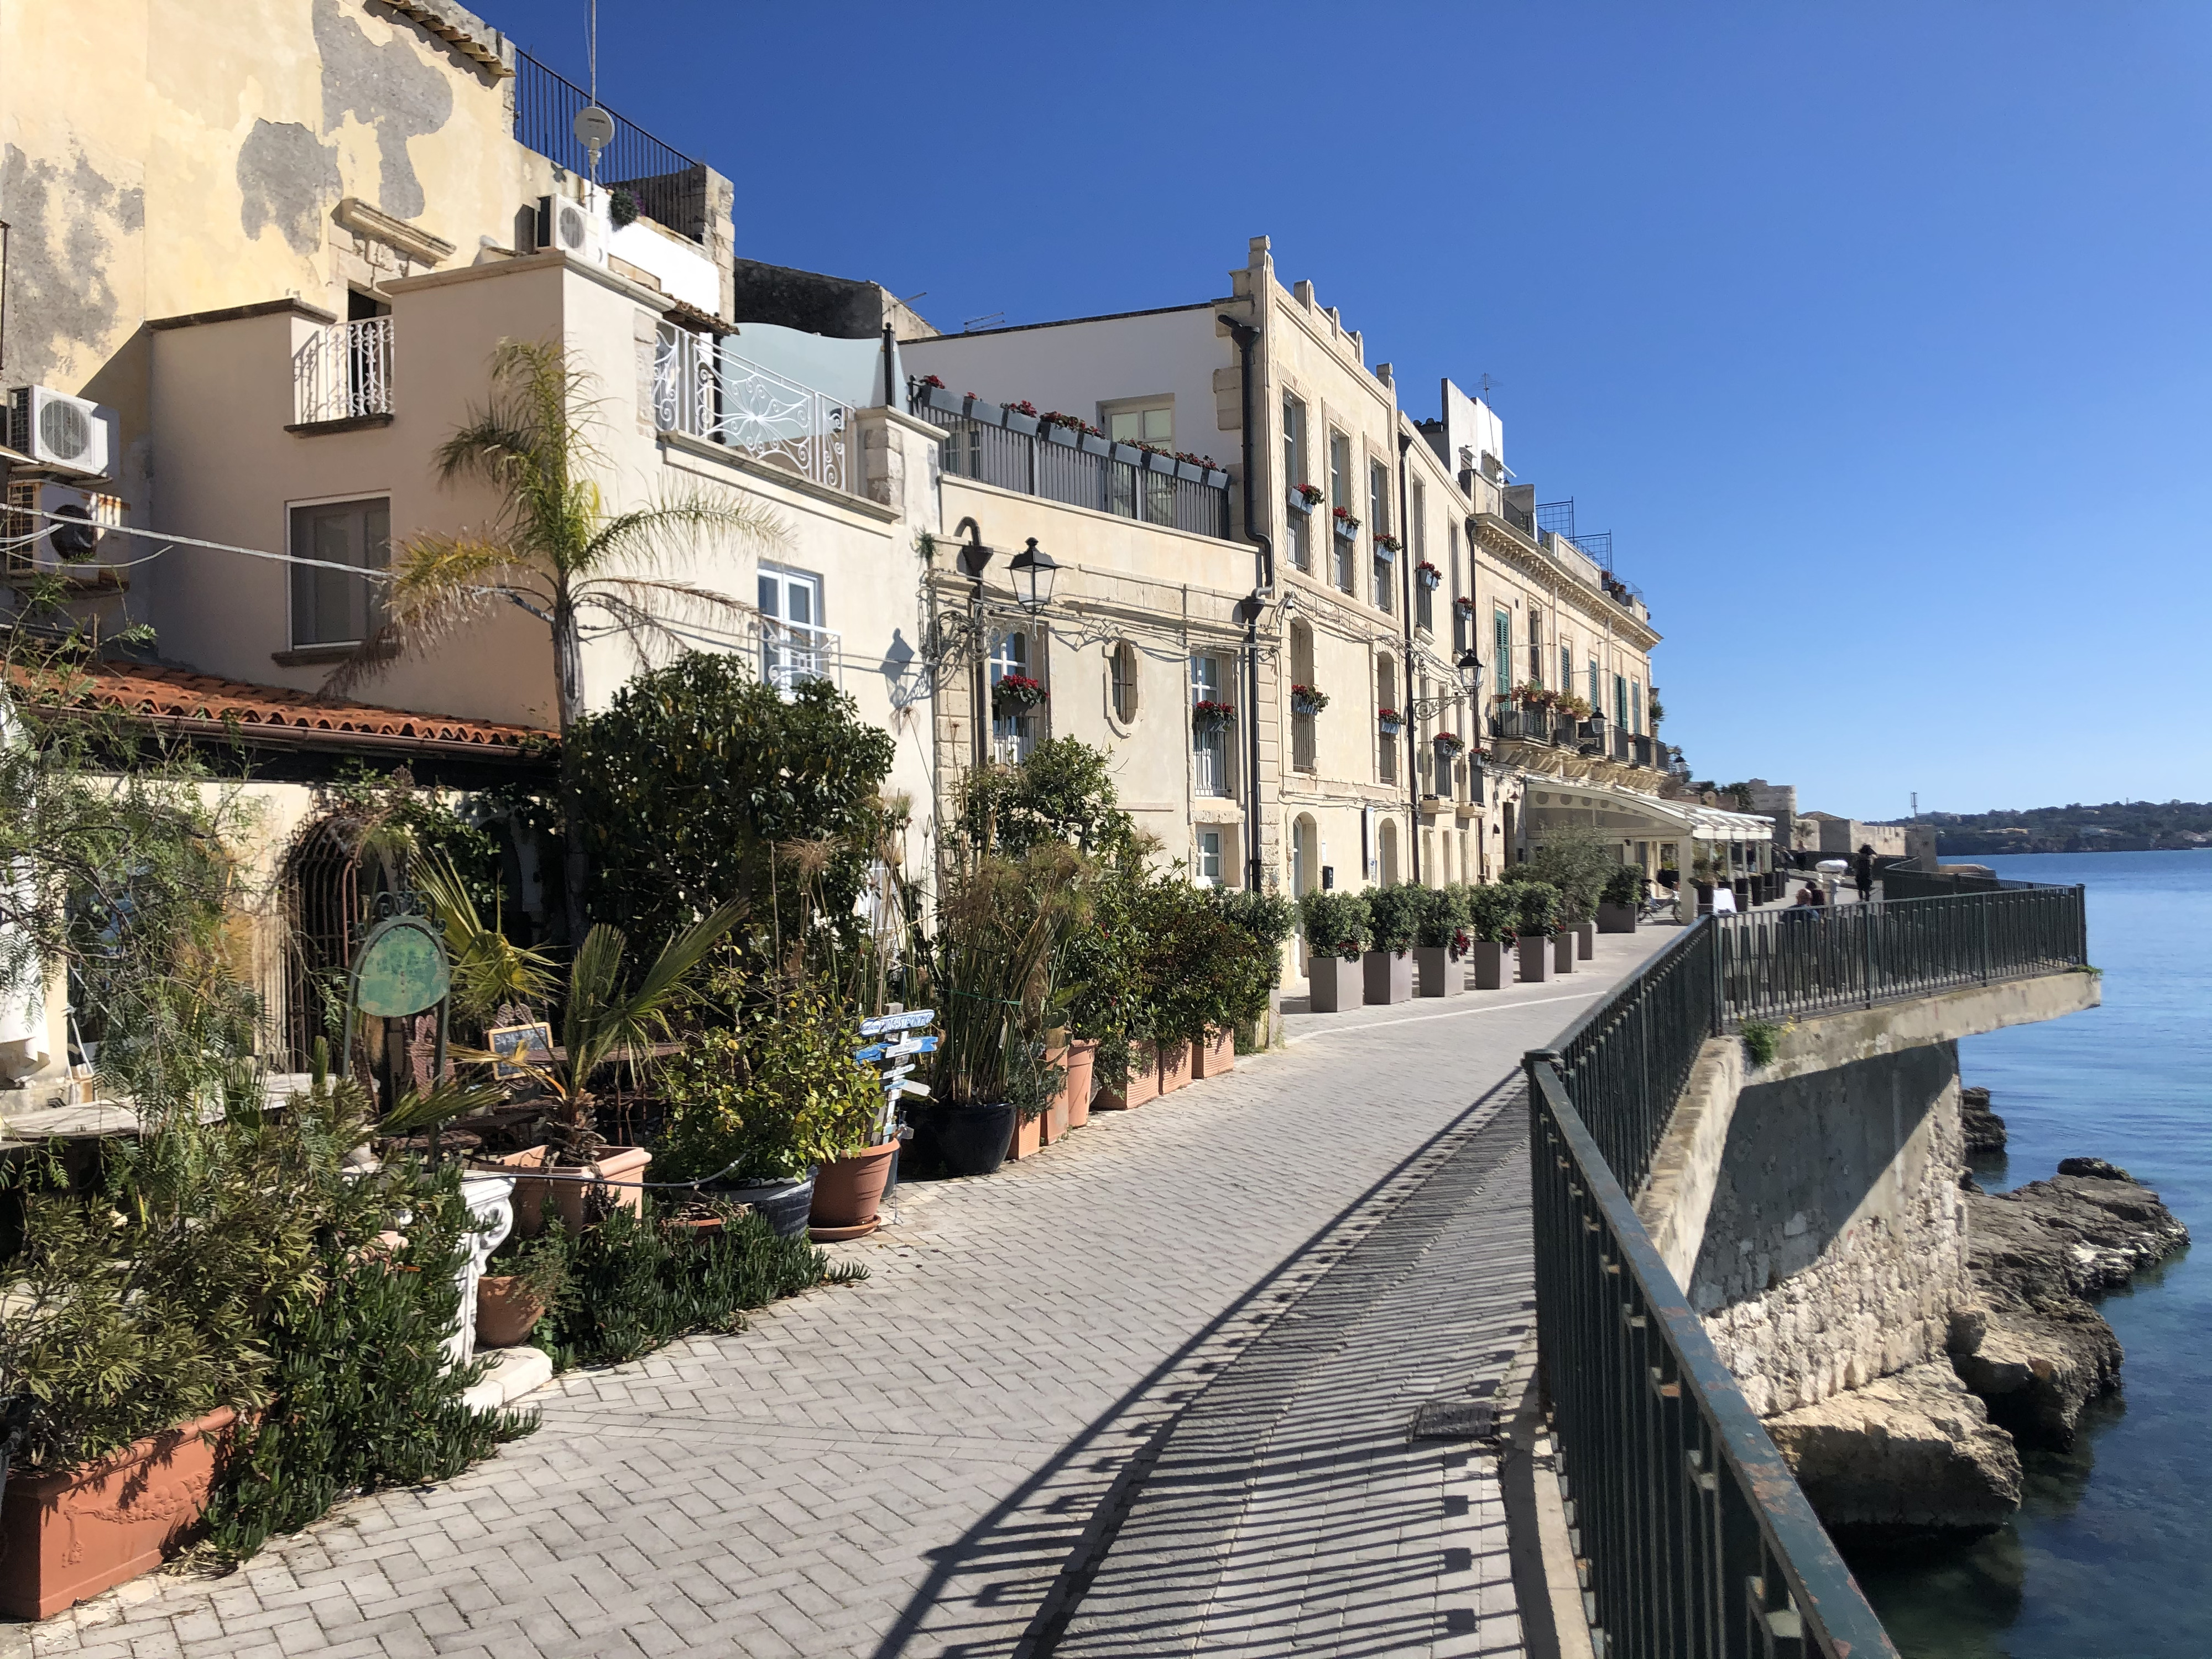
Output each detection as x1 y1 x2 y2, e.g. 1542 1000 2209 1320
1928 800 2212 855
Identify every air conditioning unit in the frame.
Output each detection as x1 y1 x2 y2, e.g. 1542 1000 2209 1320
2 481 127 577
535 189 608 267
8 385 117 477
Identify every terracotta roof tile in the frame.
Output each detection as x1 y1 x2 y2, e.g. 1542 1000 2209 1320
8 661 555 757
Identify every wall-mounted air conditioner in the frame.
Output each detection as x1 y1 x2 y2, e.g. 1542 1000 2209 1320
7 385 117 478
2 481 128 576
535 188 608 268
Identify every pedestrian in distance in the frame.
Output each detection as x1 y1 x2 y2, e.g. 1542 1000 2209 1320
1853 843 1876 904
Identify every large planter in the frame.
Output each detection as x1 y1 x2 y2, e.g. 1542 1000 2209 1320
920 384 963 416
1003 409 1041 437
1472 938 1508 990
492 1143 554 1237
551 1145 651 1237
1415 945 1464 998
1693 880 1716 916
1039 1089 1071 1145
1098 1046 1161 1110
1061 1037 1098 1128
1734 878 1754 912
933 1103 1017 1176
1154 1040 1193 1096
0 1407 243 1619
1307 953 1364 1013
709 1171 817 1239
1552 931 1575 974
476 1276 546 1348
1597 902 1637 935
1080 430 1112 457
1517 933 1552 983
1044 422 1079 448
1576 922 1595 960
810 1141 899 1238
1192 1026 1235 1078
1364 948 1413 1005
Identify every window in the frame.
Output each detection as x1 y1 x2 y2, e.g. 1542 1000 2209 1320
1374 548 1392 613
1526 606 1543 686
1614 672 1630 729
1376 655 1398 784
1290 622 1317 773
1109 640 1139 724
758 565 826 692
1285 393 1311 572
290 497 389 648
1631 677 1644 735
1329 431 1354 592
991 628 1040 762
1494 609 1512 695
1368 460 1390 538
1197 828 1224 888
1105 400 1172 447
1191 652 1232 797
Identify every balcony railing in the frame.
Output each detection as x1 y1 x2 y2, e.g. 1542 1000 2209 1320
655 329 849 494
760 617 841 695
513 50 706 241
293 317 393 425
1527 882 2088 1659
1292 709 1318 773
1490 705 1555 745
911 385 1232 541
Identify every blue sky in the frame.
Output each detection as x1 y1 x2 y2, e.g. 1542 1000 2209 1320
486 2 2211 817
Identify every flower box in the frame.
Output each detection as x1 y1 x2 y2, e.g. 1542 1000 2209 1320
992 674 1048 714
1081 431 1112 457
963 394 1004 426
1454 596 1478 617
1044 422 1079 447
1293 483 1326 510
1290 684 1330 716
1204 467 1230 488
0 1408 245 1619
1378 708 1405 735
1416 562 1442 589
1003 407 1041 436
1112 442 1146 466
1175 460 1204 482
1432 733 1465 758
921 384 964 416
1144 450 1179 475
1192 699 1235 732
1287 491 1316 516
1332 513 1359 540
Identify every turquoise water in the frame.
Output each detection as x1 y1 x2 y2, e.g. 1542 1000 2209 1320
1853 851 2209 1658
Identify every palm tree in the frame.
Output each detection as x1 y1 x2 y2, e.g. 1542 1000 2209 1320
329 337 785 941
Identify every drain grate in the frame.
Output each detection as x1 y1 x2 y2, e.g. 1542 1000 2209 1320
1411 1398 1495 1441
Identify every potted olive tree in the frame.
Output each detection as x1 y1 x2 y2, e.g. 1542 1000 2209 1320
1530 826 1611 964
1413 885 1472 999
1598 865 1644 933
1515 881 1561 983
1363 883 1422 1005
1297 889 1370 1013
1467 883 1520 989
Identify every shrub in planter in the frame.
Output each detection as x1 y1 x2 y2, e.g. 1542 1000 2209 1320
1363 882 1423 1005
1513 880 1561 982
1464 883 1521 989
653 989 880 1187
1413 885 1472 998
1128 877 1273 1073
1598 865 1645 933
1210 886 1298 1047
1529 825 1611 932
1297 888 1369 1013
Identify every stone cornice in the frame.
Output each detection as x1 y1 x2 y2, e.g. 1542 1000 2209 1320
1471 514 1660 649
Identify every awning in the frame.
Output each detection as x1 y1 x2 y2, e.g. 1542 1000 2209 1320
1520 780 1772 843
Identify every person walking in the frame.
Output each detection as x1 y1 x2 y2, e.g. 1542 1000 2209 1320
1853 843 1876 905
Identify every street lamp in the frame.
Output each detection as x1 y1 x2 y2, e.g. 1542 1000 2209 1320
1009 537 1058 612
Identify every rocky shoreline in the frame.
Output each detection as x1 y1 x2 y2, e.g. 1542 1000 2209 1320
1767 1091 2189 1551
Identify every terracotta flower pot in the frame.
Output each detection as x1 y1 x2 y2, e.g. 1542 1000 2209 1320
1100 1044 1162 1109
552 1145 652 1236
1061 1038 1098 1128
1154 1040 1193 1095
0 1408 243 1619
475 1275 546 1348
1192 1026 1235 1078
491 1144 553 1237
809 1141 898 1237
1005 1109 1042 1160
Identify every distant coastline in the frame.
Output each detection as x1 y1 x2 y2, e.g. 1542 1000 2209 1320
1929 801 2212 858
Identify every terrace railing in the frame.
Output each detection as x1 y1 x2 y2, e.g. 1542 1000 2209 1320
1527 880 2088 1658
654 329 849 494
512 50 706 239
910 384 1232 540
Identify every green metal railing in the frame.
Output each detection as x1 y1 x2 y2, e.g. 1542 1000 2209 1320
1528 881 2089 1657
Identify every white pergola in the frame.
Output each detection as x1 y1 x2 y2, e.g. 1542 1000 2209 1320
1519 779 1778 909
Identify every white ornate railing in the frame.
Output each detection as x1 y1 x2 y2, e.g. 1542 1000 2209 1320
293 317 394 424
760 616 841 693
653 328 848 493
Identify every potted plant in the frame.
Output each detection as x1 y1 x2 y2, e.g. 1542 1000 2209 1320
1413 885 1472 999
1378 706 1405 737
914 375 964 417
1373 533 1402 562
476 1233 566 1348
1000 399 1042 436
1432 731 1465 760
992 673 1049 718
1467 882 1519 989
1514 880 1559 982
1041 411 1082 447
1530 826 1610 962
1691 854 1717 914
1363 881 1422 1005
963 392 1005 426
1289 482 1323 515
1598 865 1644 933
1112 440 1146 467
1332 505 1360 539
1290 684 1330 716
1297 889 1370 1013
925 846 1076 1173
1192 698 1235 734
1454 595 1478 619
1415 560 1442 589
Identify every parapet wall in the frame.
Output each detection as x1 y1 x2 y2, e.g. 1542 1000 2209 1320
1635 971 2100 1417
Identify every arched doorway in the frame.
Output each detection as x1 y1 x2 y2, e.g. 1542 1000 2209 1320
1378 818 1400 886
1291 813 1319 975
280 815 403 1069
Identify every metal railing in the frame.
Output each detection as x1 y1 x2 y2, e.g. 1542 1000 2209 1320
1292 710 1318 773
655 328 849 493
293 317 392 424
760 617 841 693
911 389 1232 540
1879 863 2022 900
1527 879 2090 1657
1491 705 1554 744
512 50 706 239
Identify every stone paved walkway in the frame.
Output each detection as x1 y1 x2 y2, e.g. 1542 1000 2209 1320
14 926 1679 1659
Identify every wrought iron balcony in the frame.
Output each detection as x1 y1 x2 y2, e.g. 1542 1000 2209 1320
293 317 393 426
1489 704 1556 745
655 329 849 494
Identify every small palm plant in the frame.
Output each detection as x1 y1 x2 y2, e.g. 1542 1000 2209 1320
328 338 786 941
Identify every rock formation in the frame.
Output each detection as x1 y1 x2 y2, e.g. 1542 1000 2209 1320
1959 1084 2007 1156
1765 1362 2021 1548
1949 1164 2189 1446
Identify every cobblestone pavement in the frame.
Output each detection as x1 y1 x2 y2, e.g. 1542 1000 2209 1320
15 927 1679 1659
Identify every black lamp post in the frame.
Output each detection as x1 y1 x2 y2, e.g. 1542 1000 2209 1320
1009 537 1058 612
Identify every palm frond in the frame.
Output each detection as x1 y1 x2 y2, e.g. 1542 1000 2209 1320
580 490 787 581
377 1077 507 1138
416 853 557 1021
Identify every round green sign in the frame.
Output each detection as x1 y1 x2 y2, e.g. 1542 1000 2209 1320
352 917 452 1019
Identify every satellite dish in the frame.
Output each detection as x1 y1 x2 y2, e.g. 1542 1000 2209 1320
573 105 615 159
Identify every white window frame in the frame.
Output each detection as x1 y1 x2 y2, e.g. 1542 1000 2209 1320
757 563 828 693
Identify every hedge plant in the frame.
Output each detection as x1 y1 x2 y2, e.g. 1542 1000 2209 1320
1297 889 1370 961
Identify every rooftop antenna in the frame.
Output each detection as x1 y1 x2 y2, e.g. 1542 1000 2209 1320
573 0 613 185
1479 373 1502 401
1911 790 1919 819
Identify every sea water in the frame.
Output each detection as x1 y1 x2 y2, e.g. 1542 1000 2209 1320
1852 851 2210 1658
